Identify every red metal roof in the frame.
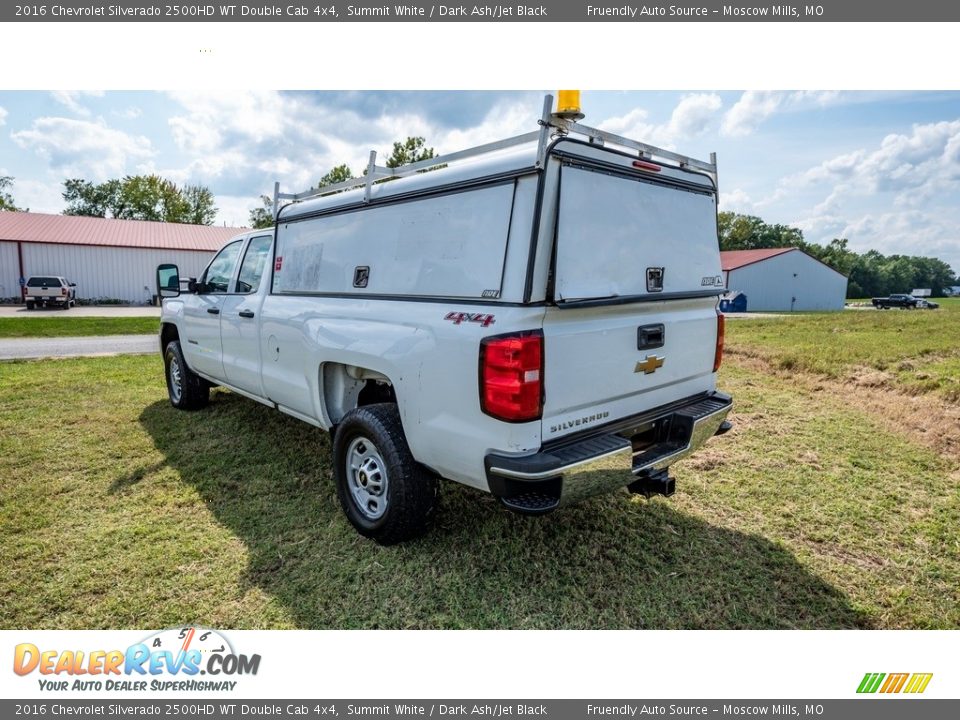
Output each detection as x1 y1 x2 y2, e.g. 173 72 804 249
720 247 796 271
0 211 247 252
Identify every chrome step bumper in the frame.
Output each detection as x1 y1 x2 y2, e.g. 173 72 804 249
485 391 732 513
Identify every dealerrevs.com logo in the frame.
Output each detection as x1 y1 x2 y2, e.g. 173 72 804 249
13 627 260 693
857 672 933 694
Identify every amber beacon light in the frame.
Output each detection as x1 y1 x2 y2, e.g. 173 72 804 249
554 90 585 120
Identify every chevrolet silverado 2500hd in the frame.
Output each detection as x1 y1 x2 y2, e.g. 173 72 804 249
156 95 733 544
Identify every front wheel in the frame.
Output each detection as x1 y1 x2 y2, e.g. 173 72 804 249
164 340 209 410
332 403 439 545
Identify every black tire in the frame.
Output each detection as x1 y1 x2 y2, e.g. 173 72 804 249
163 340 209 410
25 301 34 310
332 403 439 545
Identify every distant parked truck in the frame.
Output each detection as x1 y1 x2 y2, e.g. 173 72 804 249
872 294 920 309
23 276 76 310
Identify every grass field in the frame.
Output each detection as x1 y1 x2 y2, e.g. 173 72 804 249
1 303 958 629
728 298 960 401
0 316 158 338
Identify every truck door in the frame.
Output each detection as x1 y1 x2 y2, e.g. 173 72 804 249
182 239 243 380
220 234 272 395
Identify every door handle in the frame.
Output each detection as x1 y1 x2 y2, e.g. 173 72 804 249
238 310 255 318
207 308 220 315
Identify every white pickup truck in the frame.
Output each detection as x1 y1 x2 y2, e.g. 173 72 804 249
156 95 732 544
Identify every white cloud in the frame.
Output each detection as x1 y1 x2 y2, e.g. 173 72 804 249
50 90 105 118
796 120 960 198
0 106 7 126
12 117 154 180
719 188 752 211
164 91 541 198
599 93 723 148
4 177 64 214
213 194 262 228
721 91 784 137
721 90 842 137
114 106 142 120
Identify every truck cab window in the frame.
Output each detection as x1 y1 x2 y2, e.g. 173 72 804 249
201 240 242 293
235 235 272 293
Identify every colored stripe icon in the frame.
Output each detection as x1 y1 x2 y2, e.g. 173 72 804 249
857 672 933 694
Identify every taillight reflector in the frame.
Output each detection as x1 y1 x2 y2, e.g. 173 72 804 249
632 159 662 172
713 312 725 372
479 331 544 422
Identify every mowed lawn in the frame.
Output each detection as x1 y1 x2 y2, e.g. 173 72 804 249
1 304 958 629
728 298 960 401
0 316 158 338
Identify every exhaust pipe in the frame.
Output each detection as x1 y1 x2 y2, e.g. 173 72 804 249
628 468 675 499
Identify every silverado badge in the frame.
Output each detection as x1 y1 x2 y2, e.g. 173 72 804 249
634 355 665 374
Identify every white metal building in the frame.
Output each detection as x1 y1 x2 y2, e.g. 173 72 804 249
0 212 246 304
721 248 848 312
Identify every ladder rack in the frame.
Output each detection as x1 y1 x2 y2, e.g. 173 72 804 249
273 94 718 218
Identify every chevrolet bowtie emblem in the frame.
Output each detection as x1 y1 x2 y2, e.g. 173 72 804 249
634 355 665 374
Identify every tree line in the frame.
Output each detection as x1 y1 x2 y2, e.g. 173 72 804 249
718 212 958 297
0 136 436 230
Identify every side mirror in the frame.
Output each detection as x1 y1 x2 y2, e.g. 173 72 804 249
187 278 199 294
157 263 180 298
69 282 77 287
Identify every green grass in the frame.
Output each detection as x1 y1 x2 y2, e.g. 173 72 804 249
728 298 960 401
0 316 158 338
2 353 957 629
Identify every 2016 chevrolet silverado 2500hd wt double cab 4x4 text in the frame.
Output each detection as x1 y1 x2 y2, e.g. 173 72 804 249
156 94 733 544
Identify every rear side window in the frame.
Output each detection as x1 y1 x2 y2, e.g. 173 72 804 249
28 277 62 286
202 240 243 293
274 183 516 299
235 235 272 293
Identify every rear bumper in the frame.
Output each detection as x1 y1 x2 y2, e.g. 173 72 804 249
485 391 732 513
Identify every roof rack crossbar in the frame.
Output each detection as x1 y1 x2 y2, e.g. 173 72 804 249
273 94 717 218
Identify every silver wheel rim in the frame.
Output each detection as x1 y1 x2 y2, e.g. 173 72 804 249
169 356 183 403
346 436 388 520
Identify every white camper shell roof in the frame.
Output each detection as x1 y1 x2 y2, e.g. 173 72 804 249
275 94 718 223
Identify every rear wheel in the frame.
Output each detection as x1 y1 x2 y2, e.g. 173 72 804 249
163 340 209 410
25 301 34 310
332 403 439 545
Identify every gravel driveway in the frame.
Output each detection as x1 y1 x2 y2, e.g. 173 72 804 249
0 334 157 360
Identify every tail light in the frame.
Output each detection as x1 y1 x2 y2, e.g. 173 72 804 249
61 287 67 296
479 331 543 422
713 311 725 372
21 286 27 297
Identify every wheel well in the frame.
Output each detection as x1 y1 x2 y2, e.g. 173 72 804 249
321 362 397 425
160 322 179 352
358 380 397 407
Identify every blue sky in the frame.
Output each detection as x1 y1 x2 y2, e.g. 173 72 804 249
1 90 958 273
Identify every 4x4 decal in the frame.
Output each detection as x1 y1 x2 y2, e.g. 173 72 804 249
444 311 496 328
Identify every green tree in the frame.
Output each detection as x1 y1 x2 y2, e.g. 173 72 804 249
63 178 120 217
181 184 218 225
62 175 217 225
318 164 353 189
115 175 188 222
0 176 26 212
385 136 436 168
249 195 274 230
